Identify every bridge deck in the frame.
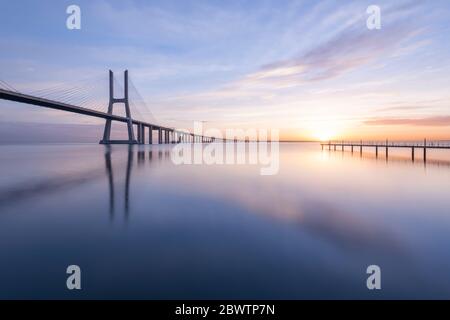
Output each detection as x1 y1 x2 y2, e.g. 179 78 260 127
0 88 172 131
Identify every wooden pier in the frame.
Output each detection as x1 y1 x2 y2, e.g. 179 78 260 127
321 139 450 162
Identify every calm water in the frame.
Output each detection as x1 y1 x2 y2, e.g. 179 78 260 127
1 143 450 299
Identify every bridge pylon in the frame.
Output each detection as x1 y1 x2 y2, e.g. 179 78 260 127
100 70 138 144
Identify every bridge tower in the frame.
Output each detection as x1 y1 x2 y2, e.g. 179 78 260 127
100 70 138 144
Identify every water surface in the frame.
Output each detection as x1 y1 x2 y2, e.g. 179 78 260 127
1 143 450 299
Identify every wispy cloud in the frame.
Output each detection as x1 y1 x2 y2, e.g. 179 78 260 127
376 106 430 112
365 116 450 127
235 21 421 90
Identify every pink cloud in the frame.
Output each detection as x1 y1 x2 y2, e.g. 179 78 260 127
365 116 450 127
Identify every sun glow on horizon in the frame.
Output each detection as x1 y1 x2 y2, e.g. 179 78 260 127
305 120 341 141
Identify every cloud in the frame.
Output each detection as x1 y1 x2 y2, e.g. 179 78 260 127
364 116 450 127
376 105 430 112
236 21 421 89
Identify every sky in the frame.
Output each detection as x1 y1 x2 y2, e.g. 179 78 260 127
1 0 450 141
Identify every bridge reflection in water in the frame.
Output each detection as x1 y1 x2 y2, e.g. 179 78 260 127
104 146 171 220
0 145 172 221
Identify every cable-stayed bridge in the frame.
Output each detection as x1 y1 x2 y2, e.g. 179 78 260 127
0 70 216 144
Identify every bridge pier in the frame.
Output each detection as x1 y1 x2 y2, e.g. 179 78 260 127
137 124 141 142
158 128 162 144
136 124 145 144
412 147 415 162
100 70 138 145
375 146 378 158
148 126 153 144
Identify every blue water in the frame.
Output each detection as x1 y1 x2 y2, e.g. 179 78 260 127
1 143 450 299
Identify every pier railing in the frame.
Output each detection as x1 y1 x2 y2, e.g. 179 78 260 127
321 139 450 162
324 140 450 148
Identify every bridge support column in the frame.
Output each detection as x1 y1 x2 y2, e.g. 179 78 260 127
149 126 153 144
412 147 415 161
100 70 138 144
137 124 141 142
158 128 162 144
141 125 145 144
376 146 378 158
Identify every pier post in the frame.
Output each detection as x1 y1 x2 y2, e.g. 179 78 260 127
376 146 378 158
386 139 389 159
360 140 362 155
412 147 415 162
423 138 427 162
351 145 353 153
158 128 162 144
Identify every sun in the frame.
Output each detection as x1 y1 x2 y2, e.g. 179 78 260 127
307 123 339 141
315 130 335 142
